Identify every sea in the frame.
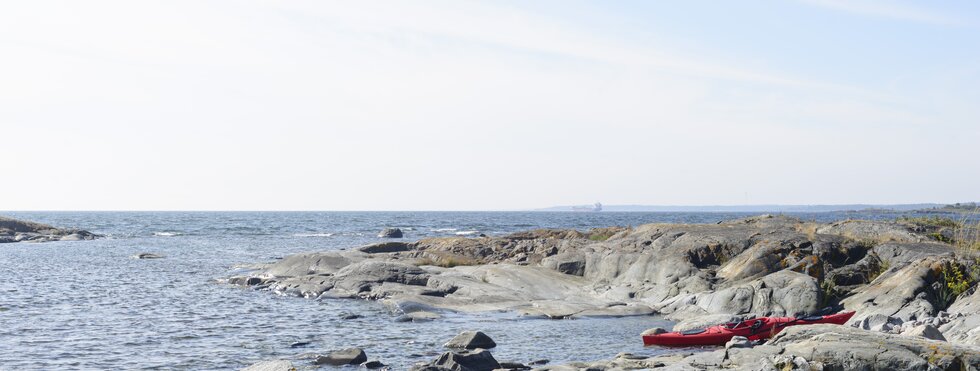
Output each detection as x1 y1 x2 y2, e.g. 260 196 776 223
0 210 952 370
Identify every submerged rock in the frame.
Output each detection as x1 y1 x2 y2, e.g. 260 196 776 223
132 253 165 259
362 360 386 369
444 331 496 349
241 360 294 371
395 311 441 322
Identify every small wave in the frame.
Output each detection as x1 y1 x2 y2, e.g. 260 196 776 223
293 233 334 237
153 232 181 237
455 230 479 236
432 228 457 232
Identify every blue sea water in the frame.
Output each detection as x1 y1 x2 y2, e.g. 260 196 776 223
0 211 945 370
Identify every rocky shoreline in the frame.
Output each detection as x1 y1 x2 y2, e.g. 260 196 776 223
0 216 101 243
232 215 980 370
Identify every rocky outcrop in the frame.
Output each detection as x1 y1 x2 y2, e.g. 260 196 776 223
231 214 980 357
0 216 101 243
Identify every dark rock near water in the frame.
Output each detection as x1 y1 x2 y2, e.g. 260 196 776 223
288 341 311 348
359 241 411 253
497 361 530 370
444 331 496 349
132 253 165 259
378 228 403 238
362 360 386 369
314 347 367 366
426 349 500 371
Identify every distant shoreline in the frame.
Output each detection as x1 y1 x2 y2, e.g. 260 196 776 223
537 203 979 213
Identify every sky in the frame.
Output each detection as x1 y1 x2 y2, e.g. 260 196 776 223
1 0 979 211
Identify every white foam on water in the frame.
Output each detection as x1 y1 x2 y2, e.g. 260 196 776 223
152 232 181 237
293 233 334 237
432 228 457 232
454 230 479 236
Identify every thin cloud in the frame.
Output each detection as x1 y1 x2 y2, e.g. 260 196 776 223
800 0 967 26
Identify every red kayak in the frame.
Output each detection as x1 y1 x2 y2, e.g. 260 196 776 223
643 311 855 347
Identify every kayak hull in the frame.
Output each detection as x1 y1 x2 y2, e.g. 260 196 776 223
643 311 855 347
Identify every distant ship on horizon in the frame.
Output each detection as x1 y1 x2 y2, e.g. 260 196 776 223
571 202 602 212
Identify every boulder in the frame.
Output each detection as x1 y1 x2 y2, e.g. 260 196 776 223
855 313 904 332
241 360 294 371
379 228 404 238
314 348 368 365
444 331 496 349
540 252 586 276
429 349 500 371
939 286 980 346
902 324 947 341
725 335 751 349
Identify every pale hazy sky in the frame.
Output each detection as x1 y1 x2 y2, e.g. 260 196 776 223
2 1 978 211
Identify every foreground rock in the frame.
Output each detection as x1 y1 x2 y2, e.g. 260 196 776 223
230 214 980 354
0 216 101 243
541 325 980 370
